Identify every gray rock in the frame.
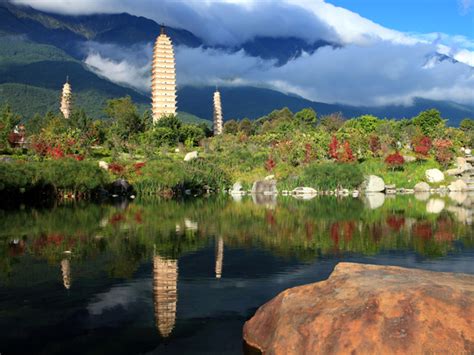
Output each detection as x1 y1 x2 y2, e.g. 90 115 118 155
252 180 277 195
98 161 109 170
364 175 385 192
184 151 198 161
230 181 244 194
291 187 317 195
414 182 430 192
425 169 445 183
448 179 469 192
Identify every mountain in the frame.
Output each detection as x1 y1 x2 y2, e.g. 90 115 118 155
0 35 150 118
0 0 327 64
0 0 472 125
178 86 474 125
0 0 202 60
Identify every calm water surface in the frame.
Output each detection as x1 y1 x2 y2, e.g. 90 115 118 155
0 194 473 354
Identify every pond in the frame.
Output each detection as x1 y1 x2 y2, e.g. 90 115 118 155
0 193 473 354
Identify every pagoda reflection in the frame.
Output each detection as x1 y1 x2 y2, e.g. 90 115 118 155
61 258 71 289
153 253 178 338
215 237 224 279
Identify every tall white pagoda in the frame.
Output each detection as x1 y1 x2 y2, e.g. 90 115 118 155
152 26 177 123
213 89 223 135
60 77 72 119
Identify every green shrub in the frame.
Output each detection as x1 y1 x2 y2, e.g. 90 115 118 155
0 159 109 193
300 162 364 190
134 157 230 194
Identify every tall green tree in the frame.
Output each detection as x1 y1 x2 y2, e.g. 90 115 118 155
412 109 445 137
295 108 317 126
459 118 474 132
0 104 20 150
105 96 144 139
239 118 253 135
223 119 238 134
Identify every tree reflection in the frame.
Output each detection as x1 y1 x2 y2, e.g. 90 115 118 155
0 195 472 280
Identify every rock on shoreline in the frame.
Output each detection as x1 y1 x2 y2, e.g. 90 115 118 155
243 262 474 355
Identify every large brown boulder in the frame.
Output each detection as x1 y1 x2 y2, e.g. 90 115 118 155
243 263 474 355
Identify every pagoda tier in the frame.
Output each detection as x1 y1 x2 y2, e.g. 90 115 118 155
151 31 177 122
213 90 223 135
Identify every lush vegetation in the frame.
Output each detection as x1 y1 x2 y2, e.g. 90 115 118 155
0 96 473 198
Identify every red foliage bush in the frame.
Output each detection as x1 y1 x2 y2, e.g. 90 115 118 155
328 136 339 159
339 141 355 162
265 155 276 171
328 137 355 162
369 135 381 156
133 162 146 175
385 151 405 169
47 145 65 159
433 139 453 167
108 163 125 175
413 136 432 156
31 138 49 156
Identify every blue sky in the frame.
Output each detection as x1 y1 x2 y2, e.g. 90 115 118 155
327 0 473 38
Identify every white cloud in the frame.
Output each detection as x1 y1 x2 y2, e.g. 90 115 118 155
11 0 474 106
84 40 474 107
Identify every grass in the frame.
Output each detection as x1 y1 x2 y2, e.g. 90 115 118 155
359 158 451 188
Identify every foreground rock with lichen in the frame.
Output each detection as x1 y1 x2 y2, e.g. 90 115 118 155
243 262 474 355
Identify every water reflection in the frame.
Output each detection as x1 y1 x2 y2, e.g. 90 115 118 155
60 258 71 289
0 194 472 354
215 237 224 279
153 253 178 338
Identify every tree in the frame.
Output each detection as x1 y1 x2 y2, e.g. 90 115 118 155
69 109 91 132
295 108 317 126
105 96 144 139
155 114 182 131
0 104 21 149
355 114 380 134
266 107 294 122
239 118 253 135
143 127 177 147
223 119 238 134
320 112 344 132
460 118 474 132
412 109 445 137
179 124 205 147
26 113 44 136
